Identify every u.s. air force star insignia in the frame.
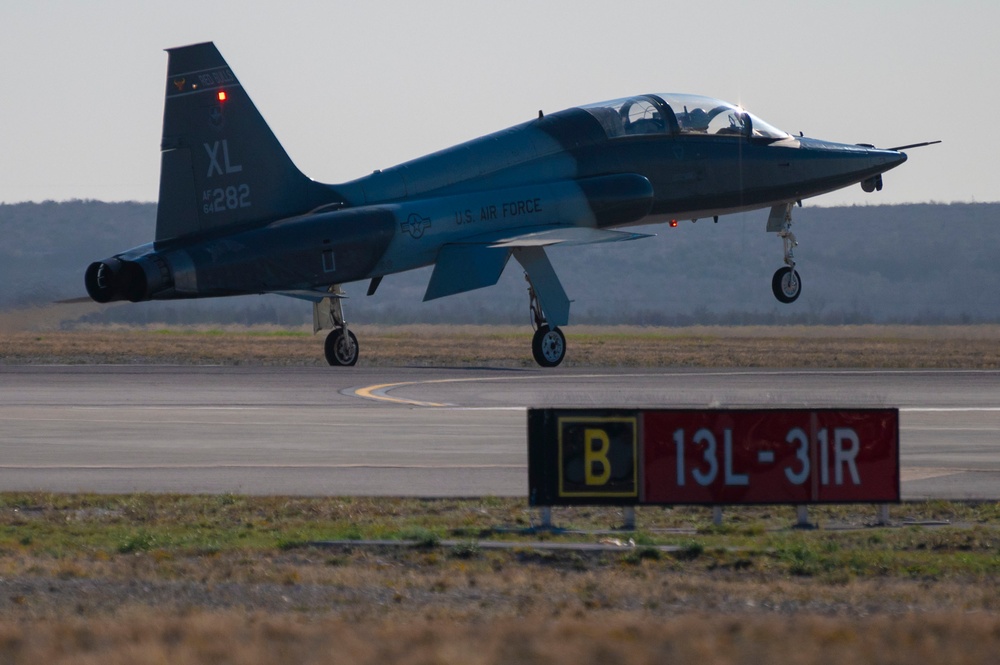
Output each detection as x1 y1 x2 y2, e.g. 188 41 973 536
401 213 431 239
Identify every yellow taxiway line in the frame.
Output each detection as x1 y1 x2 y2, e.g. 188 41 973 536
352 381 452 407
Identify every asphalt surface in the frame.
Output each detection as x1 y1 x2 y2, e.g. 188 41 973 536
0 365 998 499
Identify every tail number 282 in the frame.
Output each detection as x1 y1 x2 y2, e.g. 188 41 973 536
203 184 251 214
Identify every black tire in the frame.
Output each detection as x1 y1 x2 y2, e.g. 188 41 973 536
324 328 359 366
531 325 566 367
771 267 802 304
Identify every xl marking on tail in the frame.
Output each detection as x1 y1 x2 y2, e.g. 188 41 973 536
205 140 243 177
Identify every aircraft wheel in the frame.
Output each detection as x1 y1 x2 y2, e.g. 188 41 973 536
771 267 802 304
532 325 566 368
325 328 359 366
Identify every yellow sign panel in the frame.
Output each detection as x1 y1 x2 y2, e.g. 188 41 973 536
557 416 638 498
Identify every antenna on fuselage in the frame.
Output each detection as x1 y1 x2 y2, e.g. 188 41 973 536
886 140 941 151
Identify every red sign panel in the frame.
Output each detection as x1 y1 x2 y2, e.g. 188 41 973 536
643 409 898 504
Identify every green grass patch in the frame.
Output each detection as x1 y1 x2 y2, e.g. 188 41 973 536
244 330 311 337
149 328 227 336
0 494 996 580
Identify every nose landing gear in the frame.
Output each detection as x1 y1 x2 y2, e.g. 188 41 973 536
768 203 802 304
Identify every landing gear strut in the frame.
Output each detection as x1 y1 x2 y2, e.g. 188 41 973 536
315 286 359 366
527 277 566 367
769 204 802 304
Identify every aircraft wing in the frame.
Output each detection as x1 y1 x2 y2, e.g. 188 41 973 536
479 225 654 248
423 225 653 301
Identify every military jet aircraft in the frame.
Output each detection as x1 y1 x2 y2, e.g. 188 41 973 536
85 42 937 367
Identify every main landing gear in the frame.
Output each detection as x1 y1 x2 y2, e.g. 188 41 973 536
314 247 571 368
325 327 359 366
315 286 359 366
527 277 566 368
769 203 802 304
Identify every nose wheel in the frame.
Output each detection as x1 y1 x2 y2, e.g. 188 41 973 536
771 266 801 303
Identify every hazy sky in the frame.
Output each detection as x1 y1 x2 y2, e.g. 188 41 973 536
2 0 996 206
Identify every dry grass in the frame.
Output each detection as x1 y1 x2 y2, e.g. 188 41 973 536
5 324 1000 368
0 495 997 662
0 612 997 664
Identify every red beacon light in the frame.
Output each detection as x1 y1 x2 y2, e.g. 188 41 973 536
217 91 227 102
669 219 678 228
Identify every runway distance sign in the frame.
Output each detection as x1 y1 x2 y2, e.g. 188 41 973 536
527 408 899 506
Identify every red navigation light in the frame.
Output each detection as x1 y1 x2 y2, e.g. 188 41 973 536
669 219 678 228
218 91 227 102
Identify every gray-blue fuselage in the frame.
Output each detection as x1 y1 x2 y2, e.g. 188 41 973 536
86 63 906 313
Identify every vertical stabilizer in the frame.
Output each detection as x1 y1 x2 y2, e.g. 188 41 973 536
156 42 334 244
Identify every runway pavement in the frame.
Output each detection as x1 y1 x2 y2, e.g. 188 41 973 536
0 365 998 499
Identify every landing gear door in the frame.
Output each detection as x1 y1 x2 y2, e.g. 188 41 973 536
766 203 793 233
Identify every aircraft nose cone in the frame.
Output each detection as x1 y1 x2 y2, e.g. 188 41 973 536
876 148 907 169
847 142 909 176
790 137 912 197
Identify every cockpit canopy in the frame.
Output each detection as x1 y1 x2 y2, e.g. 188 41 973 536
580 93 788 141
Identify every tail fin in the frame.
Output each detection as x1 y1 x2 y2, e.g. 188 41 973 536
156 42 335 244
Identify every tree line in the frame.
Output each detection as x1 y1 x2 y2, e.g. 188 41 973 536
2 200 997 326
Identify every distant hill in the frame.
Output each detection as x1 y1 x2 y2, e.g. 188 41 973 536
1 200 997 327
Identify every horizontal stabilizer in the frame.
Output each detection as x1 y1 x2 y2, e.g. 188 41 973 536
424 244 512 301
54 296 98 305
